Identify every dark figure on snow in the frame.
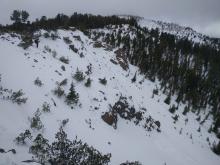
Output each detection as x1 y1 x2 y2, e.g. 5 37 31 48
34 38 39 48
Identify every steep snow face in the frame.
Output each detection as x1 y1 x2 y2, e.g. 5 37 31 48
139 19 212 45
0 27 220 165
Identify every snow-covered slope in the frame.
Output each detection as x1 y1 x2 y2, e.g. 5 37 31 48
0 27 220 165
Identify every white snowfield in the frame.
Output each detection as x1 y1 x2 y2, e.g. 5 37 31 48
0 27 220 165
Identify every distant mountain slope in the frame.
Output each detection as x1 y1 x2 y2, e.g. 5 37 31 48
139 19 220 48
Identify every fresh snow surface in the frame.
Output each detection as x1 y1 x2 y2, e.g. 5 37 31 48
0 28 220 165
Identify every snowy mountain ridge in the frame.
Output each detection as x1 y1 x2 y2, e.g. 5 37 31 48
139 18 220 47
0 23 220 165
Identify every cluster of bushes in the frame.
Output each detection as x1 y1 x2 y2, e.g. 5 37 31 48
72 68 92 88
43 31 59 40
14 127 146 164
0 75 27 105
16 127 111 164
53 81 79 107
10 89 28 105
44 45 57 58
14 129 32 145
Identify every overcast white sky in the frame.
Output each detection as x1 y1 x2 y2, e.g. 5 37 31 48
0 0 220 37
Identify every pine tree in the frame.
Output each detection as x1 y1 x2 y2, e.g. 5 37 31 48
29 134 49 163
48 127 111 164
49 127 72 164
65 82 79 105
10 10 21 23
21 10 29 23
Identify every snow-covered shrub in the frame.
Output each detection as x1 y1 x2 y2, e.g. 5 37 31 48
153 88 159 95
29 127 111 164
182 106 189 115
169 104 176 114
43 32 59 40
99 77 107 85
41 102 50 113
73 35 81 41
14 129 32 145
59 56 69 64
44 45 51 53
79 52 84 58
51 32 59 40
143 116 161 132
69 44 78 53
131 72 136 83
51 50 57 58
34 77 43 87
93 41 103 48
85 63 92 75
63 37 72 44
29 134 49 164
10 89 28 105
212 141 220 155
53 85 65 98
58 78 68 86
49 135 111 164
0 148 16 154
43 32 50 38
164 95 171 105
18 33 33 49
30 110 44 130
84 78 91 87
61 65 65 71
61 118 69 127
172 114 179 123
73 68 85 82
